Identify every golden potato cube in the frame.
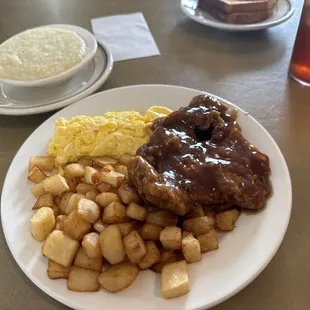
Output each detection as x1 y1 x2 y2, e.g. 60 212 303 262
93 219 108 233
31 182 46 198
76 183 96 194
77 157 93 167
96 182 112 193
95 192 120 207
92 156 117 167
56 215 67 230
42 230 79 267
182 233 201 263
66 193 85 215
119 154 134 166
161 261 190 299
74 247 102 271
151 250 177 273
160 226 182 250
47 259 71 279
116 222 136 237
99 170 125 188
76 198 100 224
102 164 115 172
185 204 205 219
215 209 240 231
197 228 219 253
64 163 85 180
204 207 215 227
29 156 55 171
85 190 100 201
126 203 147 221
58 192 74 214
102 201 127 224
82 232 102 259
30 207 55 242
146 209 178 227
63 210 92 241
32 193 54 210
42 174 69 196
97 262 138 293
84 166 100 185
138 241 160 270
99 225 125 265
28 165 47 183
141 223 162 240
182 216 211 236
64 177 77 192
123 230 146 264
113 164 128 176
118 182 142 204
68 266 100 292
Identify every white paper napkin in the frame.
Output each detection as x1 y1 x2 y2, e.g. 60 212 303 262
91 12 160 62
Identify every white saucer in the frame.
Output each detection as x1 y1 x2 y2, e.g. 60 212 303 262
0 41 113 115
180 0 294 31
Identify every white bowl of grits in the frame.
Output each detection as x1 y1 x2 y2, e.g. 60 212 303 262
0 24 97 87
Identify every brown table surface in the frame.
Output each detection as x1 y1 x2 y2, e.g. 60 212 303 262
0 0 309 309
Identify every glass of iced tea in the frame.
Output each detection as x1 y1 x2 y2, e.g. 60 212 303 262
289 0 310 86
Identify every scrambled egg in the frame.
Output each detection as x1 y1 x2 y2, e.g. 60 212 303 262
48 106 172 165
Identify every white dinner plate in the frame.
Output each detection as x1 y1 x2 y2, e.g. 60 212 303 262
1 85 292 310
0 41 113 116
180 0 295 31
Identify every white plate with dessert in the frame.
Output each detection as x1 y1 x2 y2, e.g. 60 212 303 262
1 85 291 310
180 0 294 31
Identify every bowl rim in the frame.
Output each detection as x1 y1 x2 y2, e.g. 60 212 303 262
0 24 98 87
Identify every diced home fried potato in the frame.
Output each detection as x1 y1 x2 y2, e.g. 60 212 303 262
30 207 55 242
197 228 218 253
95 192 120 207
82 232 102 258
58 192 74 214
119 154 133 166
85 190 100 201
99 225 125 265
42 174 69 196
28 165 47 183
118 182 142 204
64 163 85 180
185 204 205 219
141 223 162 240
31 182 46 198
78 157 93 167
63 210 92 241
97 262 139 293
117 222 136 237
215 209 240 231
77 198 100 224
76 183 96 194
102 164 115 172
96 182 112 193
92 156 117 167
146 210 178 227
161 261 190 299
66 193 85 215
43 230 79 267
68 266 100 292
204 207 215 227
74 247 102 271
126 203 147 221
99 170 125 188
32 193 54 210
64 177 76 192
29 156 55 171
182 233 201 263
182 216 211 236
151 250 177 273
102 201 127 224
56 215 67 230
160 227 182 250
93 219 108 233
84 166 100 185
123 230 146 264
113 164 128 176
50 204 60 218
138 241 160 269
47 259 71 279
